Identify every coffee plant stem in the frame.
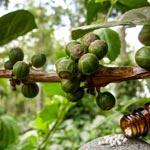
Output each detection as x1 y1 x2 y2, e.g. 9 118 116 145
104 0 118 22
38 119 59 150
0 69 60 82
0 66 150 87
92 66 149 87
38 101 71 150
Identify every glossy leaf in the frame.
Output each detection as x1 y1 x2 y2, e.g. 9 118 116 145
121 98 150 113
35 104 58 130
0 9 37 46
0 78 8 98
116 0 149 12
0 79 8 93
85 0 110 24
71 7 150 40
119 6 150 22
94 28 121 61
85 0 149 24
15 141 36 150
43 83 64 96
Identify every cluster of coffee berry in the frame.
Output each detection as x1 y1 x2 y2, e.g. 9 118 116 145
55 32 116 110
4 47 46 98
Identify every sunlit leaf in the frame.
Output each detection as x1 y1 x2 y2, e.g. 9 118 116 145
116 0 149 12
43 83 64 96
0 79 8 97
85 0 148 24
94 28 121 61
16 141 36 150
35 104 58 130
71 21 127 40
121 98 150 113
85 0 110 24
119 6 150 22
39 104 58 121
0 9 37 46
26 135 38 143
71 7 150 40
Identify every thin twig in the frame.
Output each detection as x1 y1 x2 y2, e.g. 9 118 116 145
19 128 36 135
37 102 70 150
104 0 118 22
38 119 59 150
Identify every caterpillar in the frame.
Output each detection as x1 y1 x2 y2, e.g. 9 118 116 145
120 103 150 138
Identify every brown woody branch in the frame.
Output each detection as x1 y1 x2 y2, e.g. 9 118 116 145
0 66 150 87
92 66 150 87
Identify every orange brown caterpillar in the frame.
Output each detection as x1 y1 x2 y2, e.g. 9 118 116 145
120 103 150 138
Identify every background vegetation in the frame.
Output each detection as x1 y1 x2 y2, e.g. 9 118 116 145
0 0 150 149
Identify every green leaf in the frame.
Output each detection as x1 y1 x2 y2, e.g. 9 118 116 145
116 0 149 12
26 136 37 144
119 6 150 22
71 19 150 40
0 9 37 46
94 28 121 61
55 49 66 59
0 79 8 96
85 0 149 24
43 83 64 96
121 98 150 113
16 141 36 150
71 22 123 40
71 7 150 40
85 0 110 24
35 104 58 130
39 105 58 121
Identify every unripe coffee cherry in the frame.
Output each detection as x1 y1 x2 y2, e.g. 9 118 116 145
138 25 150 46
135 46 150 70
96 92 116 111
21 83 39 98
9 47 24 65
66 87 84 102
4 60 13 69
65 40 80 56
80 32 99 49
31 53 46 68
13 61 30 79
78 53 99 75
55 57 78 79
61 78 80 93
88 40 108 60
